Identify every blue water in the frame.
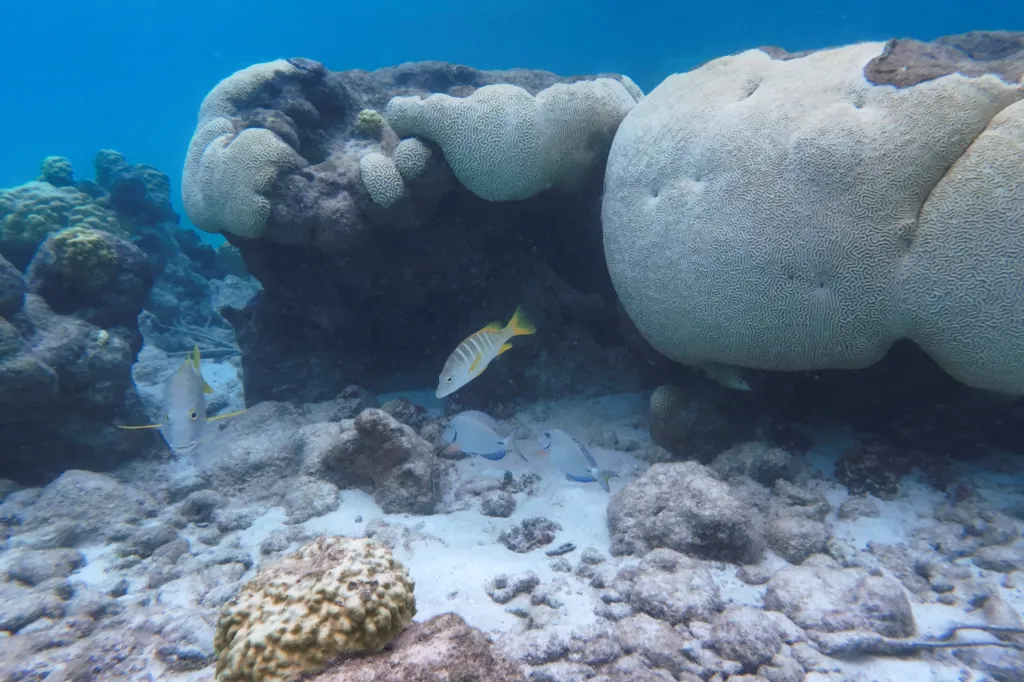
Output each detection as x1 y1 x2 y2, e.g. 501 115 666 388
1 0 1019 238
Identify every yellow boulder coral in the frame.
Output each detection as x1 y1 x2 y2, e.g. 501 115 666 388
46 227 118 293
214 536 416 682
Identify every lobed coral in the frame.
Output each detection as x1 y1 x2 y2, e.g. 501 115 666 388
214 535 416 682
384 77 637 201
359 152 407 209
392 138 434 182
182 60 306 238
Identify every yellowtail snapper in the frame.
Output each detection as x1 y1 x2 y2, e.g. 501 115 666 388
436 306 536 398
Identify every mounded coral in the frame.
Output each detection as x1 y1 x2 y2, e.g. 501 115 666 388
213 535 416 682
385 77 638 201
0 181 123 269
38 156 75 187
27 227 152 326
603 35 1024 393
649 384 685 419
359 152 407 209
392 137 434 182
353 108 385 139
43 227 118 293
182 60 306 238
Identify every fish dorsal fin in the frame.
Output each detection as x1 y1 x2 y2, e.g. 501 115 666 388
481 321 503 332
496 342 513 356
188 345 214 393
570 434 598 468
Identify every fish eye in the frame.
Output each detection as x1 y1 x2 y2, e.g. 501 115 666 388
190 410 198 420
446 377 453 383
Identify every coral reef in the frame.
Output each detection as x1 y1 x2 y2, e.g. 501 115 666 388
0 149 253 483
178 59 650 404
604 33 1024 394
214 536 415 682
0 225 153 482
0 181 124 269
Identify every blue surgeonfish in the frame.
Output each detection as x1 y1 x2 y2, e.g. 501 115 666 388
536 428 618 492
117 345 246 454
436 306 536 398
442 410 526 462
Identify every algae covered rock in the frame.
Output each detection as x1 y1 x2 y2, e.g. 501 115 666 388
214 535 416 682
27 227 152 327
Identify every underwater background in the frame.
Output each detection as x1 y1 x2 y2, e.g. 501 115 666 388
4 0 1023 229
2 1 1024 681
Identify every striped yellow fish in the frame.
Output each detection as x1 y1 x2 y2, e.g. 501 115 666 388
436 306 536 398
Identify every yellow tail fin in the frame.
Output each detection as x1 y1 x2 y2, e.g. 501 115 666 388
505 306 536 337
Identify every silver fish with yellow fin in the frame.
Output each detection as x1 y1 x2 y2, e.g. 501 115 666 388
436 306 536 398
117 345 246 454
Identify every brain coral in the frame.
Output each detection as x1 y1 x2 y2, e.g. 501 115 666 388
182 60 305 238
385 77 637 201
214 535 415 682
359 152 407 209
603 37 1024 394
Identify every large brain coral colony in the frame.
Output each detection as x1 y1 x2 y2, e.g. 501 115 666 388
213 536 416 682
603 38 1024 394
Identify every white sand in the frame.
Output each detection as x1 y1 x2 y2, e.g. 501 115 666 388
56 381 1023 679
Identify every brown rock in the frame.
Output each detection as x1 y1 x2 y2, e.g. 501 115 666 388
864 31 1024 88
306 612 526 682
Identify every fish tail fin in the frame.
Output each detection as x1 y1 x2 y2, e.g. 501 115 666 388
207 409 247 422
592 468 619 493
505 306 536 337
190 345 201 370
